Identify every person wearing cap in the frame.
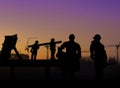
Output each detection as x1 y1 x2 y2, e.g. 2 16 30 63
90 34 107 80
59 34 81 80
30 40 39 60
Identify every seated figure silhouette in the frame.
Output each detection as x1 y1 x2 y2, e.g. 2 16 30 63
57 34 81 80
90 34 107 80
30 40 39 60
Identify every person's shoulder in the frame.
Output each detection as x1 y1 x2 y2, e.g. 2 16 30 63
74 41 80 45
74 42 80 47
63 41 69 44
60 41 68 47
100 42 105 47
91 40 95 44
90 40 97 46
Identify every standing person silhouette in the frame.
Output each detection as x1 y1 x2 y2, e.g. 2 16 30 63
90 34 107 80
30 40 39 60
50 38 56 60
59 34 81 80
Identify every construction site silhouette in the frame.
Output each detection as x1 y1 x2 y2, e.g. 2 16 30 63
0 34 119 80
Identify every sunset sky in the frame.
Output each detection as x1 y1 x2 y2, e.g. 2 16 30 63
0 0 120 60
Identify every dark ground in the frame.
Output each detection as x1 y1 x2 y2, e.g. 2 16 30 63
0 59 120 80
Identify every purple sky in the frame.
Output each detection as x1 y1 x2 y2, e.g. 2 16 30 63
0 0 120 60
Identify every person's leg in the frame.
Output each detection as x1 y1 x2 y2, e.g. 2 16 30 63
95 66 104 80
34 53 37 60
51 50 55 60
31 53 34 60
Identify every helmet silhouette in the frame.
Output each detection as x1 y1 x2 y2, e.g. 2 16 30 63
93 34 101 40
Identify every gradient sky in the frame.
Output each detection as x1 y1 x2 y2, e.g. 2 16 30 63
0 0 120 60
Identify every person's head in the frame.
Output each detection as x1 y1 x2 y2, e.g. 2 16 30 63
51 38 55 42
69 34 75 41
93 34 101 41
35 40 39 44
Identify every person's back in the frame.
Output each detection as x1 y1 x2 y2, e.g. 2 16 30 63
91 41 105 59
61 40 81 68
90 34 107 80
60 34 81 80
61 34 81 58
90 34 107 64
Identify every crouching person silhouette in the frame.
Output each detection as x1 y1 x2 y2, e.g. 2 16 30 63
57 34 81 80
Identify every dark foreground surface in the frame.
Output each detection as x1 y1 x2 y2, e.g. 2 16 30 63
0 59 120 80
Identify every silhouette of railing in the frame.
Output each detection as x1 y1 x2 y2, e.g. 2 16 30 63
0 59 61 80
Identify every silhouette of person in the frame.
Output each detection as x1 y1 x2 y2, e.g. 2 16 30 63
59 34 81 80
30 40 39 60
90 34 107 80
50 38 56 60
0 34 22 62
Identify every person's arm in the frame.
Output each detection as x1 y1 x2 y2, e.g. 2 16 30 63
60 42 67 50
30 45 34 53
30 47 33 53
